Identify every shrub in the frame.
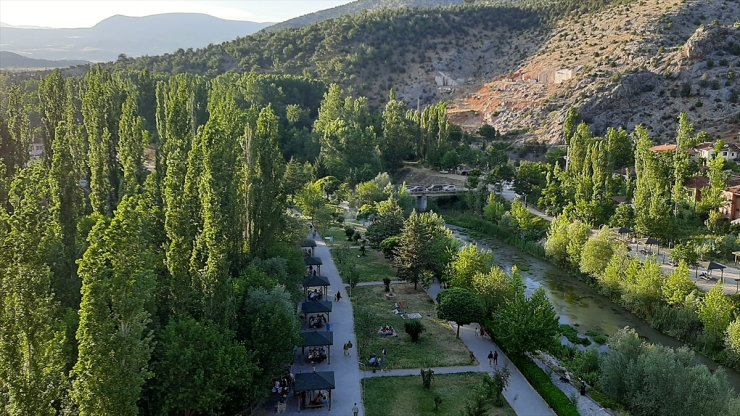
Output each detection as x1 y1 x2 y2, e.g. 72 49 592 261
345 226 356 240
420 368 434 388
383 277 391 292
379 236 400 259
404 320 425 342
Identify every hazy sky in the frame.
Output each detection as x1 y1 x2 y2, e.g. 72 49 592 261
0 0 355 28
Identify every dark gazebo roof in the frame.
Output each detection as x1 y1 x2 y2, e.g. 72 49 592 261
301 330 333 347
617 227 634 234
301 239 317 248
294 371 335 392
303 275 330 288
644 237 661 245
301 300 332 314
707 261 727 271
304 256 323 266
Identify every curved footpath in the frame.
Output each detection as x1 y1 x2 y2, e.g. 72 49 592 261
284 233 554 416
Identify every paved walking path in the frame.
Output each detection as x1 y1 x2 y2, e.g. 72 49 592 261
531 357 610 416
425 280 556 416
283 233 364 416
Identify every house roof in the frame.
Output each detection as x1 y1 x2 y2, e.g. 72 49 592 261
650 144 677 152
726 185 740 195
301 330 333 347
294 371 335 392
301 300 332 314
695 142 740 152
303 275 330 288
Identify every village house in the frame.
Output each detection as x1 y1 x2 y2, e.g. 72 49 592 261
29 139 44 160
694 141 739 161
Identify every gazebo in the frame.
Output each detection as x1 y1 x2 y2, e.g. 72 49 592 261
636 237 661 257
305 256 323 275
704 261 727 283
617 227 633 241
300 330 334 364
303 275 330 300
295 371 335 410
301 239 317 256
301 300 332 318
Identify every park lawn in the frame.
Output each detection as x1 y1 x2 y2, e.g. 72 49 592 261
353 284 475 369
325 226 397 284
363 373 516 416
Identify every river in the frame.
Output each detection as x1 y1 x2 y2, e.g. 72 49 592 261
447 225 740 392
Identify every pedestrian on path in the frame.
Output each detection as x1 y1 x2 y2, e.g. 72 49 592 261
352 403 359 416
493 351 499 366
488 350 494 366
343 342 349 356
347 340 353 356
335 291 341 302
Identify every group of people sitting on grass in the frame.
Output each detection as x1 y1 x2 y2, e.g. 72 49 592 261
308 314 327 329
307 347 327 364
307 289 322 301
377 325 397 337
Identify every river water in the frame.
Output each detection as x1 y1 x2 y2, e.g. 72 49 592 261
448 225 740 392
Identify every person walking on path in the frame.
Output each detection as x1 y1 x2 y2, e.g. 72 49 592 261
488 350 494 366
343 342 349 356
493 350 499 366
335 291 342 302
352 403 359 416
347 340 353 356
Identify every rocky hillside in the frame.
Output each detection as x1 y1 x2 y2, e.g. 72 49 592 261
449 0 740 143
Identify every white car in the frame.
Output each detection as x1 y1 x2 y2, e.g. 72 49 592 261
443 185 457 192
407 186 423 193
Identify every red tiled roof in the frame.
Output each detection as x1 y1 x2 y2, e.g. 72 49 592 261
650 144 677 152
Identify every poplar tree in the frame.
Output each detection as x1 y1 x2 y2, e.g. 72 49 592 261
244 105 286 257
381 89 414 170
81 67 122 215
160 77 197 313
49 119 83 306
117 95 148 198
2 86 31 178
38 69 67 164
72 196 156 415
190 94 243 321
0 165 67 416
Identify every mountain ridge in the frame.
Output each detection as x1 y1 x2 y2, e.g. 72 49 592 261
0 13 271 62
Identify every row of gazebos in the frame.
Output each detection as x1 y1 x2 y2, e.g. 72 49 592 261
292 238 336 410
617 228 734 289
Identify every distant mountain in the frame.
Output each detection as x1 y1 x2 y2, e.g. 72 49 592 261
0 51 89 69
263 0 465 32
0 13 271 62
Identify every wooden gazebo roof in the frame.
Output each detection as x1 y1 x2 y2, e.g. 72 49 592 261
304 256 323 266
301 300 332 314
294 371 335 392
303 275 330 288
301 239 317 248
301 330 334 347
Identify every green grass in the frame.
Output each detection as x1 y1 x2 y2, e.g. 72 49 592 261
363 373 516 416
352 284 475 369
325 226 397 284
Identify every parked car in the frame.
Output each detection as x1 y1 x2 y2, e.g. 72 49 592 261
426 184 443 192
443 184 457 192
407 186 423 193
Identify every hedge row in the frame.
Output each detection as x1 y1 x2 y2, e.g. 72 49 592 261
510 354 580 416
